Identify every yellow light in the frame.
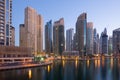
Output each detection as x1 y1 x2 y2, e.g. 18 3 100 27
87 60 90 67
28 69 32 79
98 60 100 68
95 60 97 68
110 58 113 68
75 59 78 68
47 65 50 72
62 60 65 67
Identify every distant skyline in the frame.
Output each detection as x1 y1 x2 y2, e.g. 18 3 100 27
13 0 120 46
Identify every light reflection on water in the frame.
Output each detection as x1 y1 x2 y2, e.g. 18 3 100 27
28 69 32 79
0 58 120 80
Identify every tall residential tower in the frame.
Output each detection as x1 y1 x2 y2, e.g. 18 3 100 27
0 0 15 46
76 13 87 56
20 7 43 55
53 18 65 55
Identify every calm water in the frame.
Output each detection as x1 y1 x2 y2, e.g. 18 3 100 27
0 58 120 80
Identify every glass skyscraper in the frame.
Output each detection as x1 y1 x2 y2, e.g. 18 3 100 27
45 20 53 54
86 22 93 54
76 13 87 56
101 28 108 54
53 18 65 55
66 28 74 51
113 28 120 54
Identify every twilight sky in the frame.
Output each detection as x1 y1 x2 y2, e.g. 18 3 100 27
13 0 120 46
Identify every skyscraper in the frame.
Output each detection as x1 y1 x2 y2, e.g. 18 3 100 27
0 0 15 46
53 18 65 55
73 33 78 51
108 36 113 54
93 28 99 54
19 24 25 47
66 28 74 51
113 28 120 54
86 22 93 54
20 7 43 55
101 28 108 54
10 26 15 46
76 13 87 56
96 33 100 54
45 20 53 54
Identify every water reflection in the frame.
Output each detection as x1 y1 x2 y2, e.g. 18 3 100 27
0 58 120 80
47 65 50 73
75 59 78 68
110 58 113 68
62 60 65 67
28 69 32 79
87 60 89 67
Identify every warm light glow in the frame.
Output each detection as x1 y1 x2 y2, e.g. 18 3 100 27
98 60 100 68
62 60 65 67
87 60 89 67
75 59 78 68
95 60 97 68
102 56 105 67
47 65 50 72
28 69 32 79
110 58 113 68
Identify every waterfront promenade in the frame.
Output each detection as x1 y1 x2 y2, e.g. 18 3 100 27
0 61 52 70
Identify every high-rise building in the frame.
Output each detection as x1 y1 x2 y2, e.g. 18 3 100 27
10 26 15 46
53 18 65 55
76 13 87 56
101 28 108 54
0 0 15 46
93 28 100 54
86 22 93 54
66 28 74 51
96 33 100 54
45 20 53 54
19 24 25 47
73 33 78 51
108 36 113 54
93 28 97 54
113 28 120 54
20 7 43 55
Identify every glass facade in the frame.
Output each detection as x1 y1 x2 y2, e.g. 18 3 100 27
53 18 65 55
76 13 87 56
83 20 87 54
45 20 53 54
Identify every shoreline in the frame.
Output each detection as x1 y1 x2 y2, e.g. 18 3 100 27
0 61 52 71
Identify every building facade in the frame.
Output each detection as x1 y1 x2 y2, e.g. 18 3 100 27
66 28 74 51
53 18 65 55
101 28 108 54
20 7 43 55
73 33 78 51
0 0 15 46
113 28 120 54
93 29 99 54
108 36 113 54
10 26 15 46
45 20 53 54
86 22 93 54
76 13 87 56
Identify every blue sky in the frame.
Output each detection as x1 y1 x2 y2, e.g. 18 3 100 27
13 0 120 46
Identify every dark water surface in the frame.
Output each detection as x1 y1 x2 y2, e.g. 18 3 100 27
0 58 120 80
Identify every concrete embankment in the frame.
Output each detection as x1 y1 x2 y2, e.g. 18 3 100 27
0 62 52 70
